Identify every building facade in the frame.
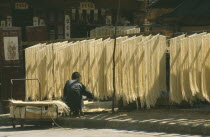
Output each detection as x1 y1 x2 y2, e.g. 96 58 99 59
0 0 147 41
0 0 147 113
144 0 183 34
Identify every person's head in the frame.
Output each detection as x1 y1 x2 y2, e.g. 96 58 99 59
71 72 81 81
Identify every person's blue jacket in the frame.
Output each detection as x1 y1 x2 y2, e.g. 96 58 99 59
63 80 94 113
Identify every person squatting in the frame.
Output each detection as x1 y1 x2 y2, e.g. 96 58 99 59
63 72 94 117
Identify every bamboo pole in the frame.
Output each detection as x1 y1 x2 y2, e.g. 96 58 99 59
112 0 121 114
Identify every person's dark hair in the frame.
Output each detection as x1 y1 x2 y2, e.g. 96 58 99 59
71 72 81 80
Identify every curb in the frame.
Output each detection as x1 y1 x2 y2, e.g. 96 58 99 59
57 117 210 136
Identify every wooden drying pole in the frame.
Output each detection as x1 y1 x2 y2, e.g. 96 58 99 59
112 0 121 114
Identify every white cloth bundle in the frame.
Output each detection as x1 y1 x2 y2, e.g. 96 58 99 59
201 34 210 102
169 33 210 104
25 35 167 109
169 35 185 104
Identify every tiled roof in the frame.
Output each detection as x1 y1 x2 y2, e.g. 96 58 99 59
93 0 139 10
149 0 184 9
162 0 210 18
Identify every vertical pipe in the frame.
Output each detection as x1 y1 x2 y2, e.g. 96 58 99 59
112 0 121 114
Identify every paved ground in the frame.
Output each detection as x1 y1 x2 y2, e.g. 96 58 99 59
2 107 210 136
58 108 210 136
0 125 204 137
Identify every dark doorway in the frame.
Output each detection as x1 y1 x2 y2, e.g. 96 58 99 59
12 8 33 41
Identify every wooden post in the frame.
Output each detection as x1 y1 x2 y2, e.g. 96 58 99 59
112 0 120 114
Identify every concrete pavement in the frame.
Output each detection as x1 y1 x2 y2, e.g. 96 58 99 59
1 108 210 136
0 126 203 137
57 109 210 136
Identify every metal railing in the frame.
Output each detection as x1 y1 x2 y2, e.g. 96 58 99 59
10 78 41 101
